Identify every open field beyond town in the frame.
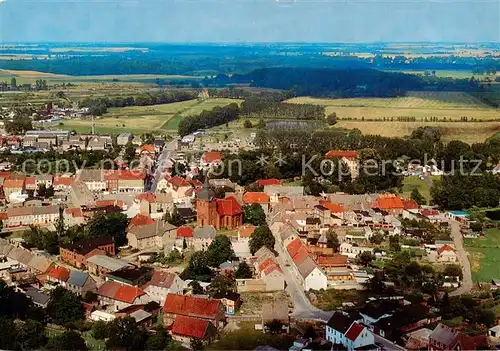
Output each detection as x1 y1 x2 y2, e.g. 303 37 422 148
465 228 500 283
60 98 242 134
402 176 432 202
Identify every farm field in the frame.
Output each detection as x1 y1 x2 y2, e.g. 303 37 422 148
60 98 241 134
386 69 480 79
402 176 432 202
334 120 500 143
465 228 500 283
286 92 500 121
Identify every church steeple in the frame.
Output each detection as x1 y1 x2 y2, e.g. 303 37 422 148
197 175 215 201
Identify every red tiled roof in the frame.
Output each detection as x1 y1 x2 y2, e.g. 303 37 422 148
292 246 310 266
3 178 24 188
317 254 348 266
53 176 74 186
438 244 455 255
136 193 157 203
94 199 126 208
259 258 282 275
140 144 155 153
117 170 146 180
421 209 439 217
238 224 256 238
176 226 194 238
403 199 420 210
47 266 70 282
144 271 177 289
171 315 210 339
128 214 154 229
345 323 365 341
287 238 303 258
163 294 221 319
256 178 281 186
243 192 270 204
325 150 358 160
25 176 36 185
216 196 242 216
319 200 345 213
65 207 83 218
0 171 12 179
98 281 146 304
201 151 222 163
371 194 404 210
0 212 7 220
168 176 190 188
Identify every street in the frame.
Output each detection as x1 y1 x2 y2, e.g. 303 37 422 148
449 220 473 296
150 138 179 192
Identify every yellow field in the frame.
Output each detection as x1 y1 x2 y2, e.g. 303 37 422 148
286 92 500 121
335 121 500 143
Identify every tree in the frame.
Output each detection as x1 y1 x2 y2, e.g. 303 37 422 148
326 229 340 252
11 77 17 88
37 183 47 197
5 115 32 134
205 235 235 268
190 280 204 295
326 112 337 125
46 331 87 351
85 212 129 246
243 120 253 128
91 320 109 340
106 317 147 351
265 319 283 334
180 251 213 282
45 185 55 198
23 226 59 254
19 319 47 350
0 317 18 350
209 272 236 296
0 280 32 319
243 204 266 226
249 225 275 255
46 287 85 327
190 337 205 350
410 188 426 205
55 206 65 238
444 264 463 279
369 232 385 245
389 235 401 252
356 251 375 267
146 326 172 350
235 261 253 279
163 207 185 227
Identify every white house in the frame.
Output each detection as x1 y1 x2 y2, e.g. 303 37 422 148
437 245 458 263
326 311 375 351
340 242 374 259
142 271 183 304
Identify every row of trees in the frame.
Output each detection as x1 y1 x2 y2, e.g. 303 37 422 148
178 103 240 136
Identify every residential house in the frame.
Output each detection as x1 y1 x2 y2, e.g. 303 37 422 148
3 178 25 199
437 245 458 263
126 220 177 250
137 192 173 217
117 170 146 193
340 242 374 259
429 323 488 351
60 236 115 269
69 180 96 207
242 192 270 213
53 176 74 192
325 150 359 179
371 194 405 216
170 315 218 348
66 270 97 297
256 179 281 187
86 255 133 277
175 226 194 248
212 291 242 315
286 238 327 291
142 271 184 304
325 312 375 351
200 151 222 167
163 294 226 329
193 225 216 251
35 174 53 188
64 207 86 227
25 176 36 191
77 169 106 192
106 266 154 287
97 280 150 311
23 286 51 308
255 247 285 291
157 176 193 203
117 133 133 146
6 205 60 227
234 224 255 258
46 266 70 287
23 135 37 147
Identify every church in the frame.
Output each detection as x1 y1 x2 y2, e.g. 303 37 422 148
196 179 243 230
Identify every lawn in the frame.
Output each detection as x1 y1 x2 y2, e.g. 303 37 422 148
402 176 432 202
60 98 241 134
308 289 365 311
208 321 295 350
465 228 500 283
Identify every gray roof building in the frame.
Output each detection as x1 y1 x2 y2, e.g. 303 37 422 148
67 270 89 287
86 255 132 272
193 225 216 239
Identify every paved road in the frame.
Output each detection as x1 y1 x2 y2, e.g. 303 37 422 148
375 334 407 351
150 138 179 192
449 220 473 296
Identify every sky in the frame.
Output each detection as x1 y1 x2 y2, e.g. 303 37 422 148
0 0 498 43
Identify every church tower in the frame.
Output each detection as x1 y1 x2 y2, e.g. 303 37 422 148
196 177 217 227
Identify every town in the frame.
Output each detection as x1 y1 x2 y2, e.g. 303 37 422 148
0 120 498 350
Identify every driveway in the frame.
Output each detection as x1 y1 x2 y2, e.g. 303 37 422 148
448 220 473 296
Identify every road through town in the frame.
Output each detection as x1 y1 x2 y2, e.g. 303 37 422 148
150 138 179 192
449 220 473 296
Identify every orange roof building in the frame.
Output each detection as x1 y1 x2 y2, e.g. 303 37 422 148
46 266 71 282
201 151 222 164
243 192 270 204
256 178 281 186
371 194 405 212
325 150 358 160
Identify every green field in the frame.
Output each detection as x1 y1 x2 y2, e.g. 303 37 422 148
402 176 432 202
465 228 500 283
60 98 242 134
